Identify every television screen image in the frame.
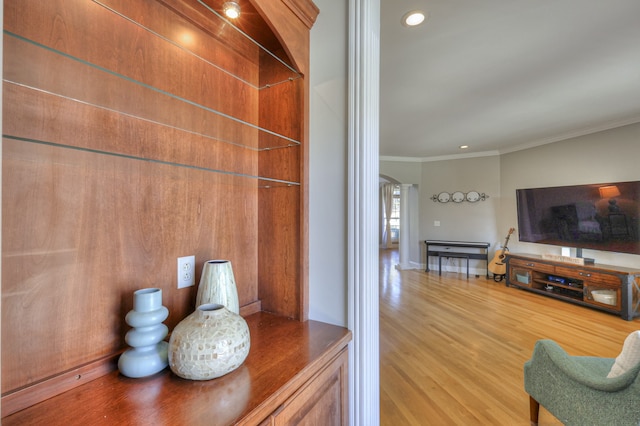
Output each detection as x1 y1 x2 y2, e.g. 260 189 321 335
516 181 640 256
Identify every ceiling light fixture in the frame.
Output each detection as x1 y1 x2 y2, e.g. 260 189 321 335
223 1 241 19
402 10 426 27
459 145 469 149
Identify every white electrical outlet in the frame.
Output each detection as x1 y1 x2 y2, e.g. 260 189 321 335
177 255 195 289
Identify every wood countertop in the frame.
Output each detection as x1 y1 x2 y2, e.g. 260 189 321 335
3 312 351 426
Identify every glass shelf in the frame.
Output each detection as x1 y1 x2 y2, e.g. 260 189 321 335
4 29 299 152
2 135 300 189
193 0 301 86
94 0 301 90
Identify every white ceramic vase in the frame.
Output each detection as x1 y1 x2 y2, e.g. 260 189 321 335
168 303 250 380
118 288 169 378
196 260 239 314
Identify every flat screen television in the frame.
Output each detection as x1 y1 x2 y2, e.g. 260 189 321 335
516 181 640 256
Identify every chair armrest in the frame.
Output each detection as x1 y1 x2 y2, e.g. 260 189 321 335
530 340 639 392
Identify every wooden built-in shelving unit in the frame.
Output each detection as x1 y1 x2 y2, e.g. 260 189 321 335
2 0 351 422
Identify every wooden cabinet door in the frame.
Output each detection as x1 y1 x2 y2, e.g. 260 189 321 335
269 348 348 426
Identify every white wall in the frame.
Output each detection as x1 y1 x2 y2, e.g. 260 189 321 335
380 160 421 184
308 0 349 326
381 156 505 272
382 123 640 272
420 156 502 273
500 122 640 267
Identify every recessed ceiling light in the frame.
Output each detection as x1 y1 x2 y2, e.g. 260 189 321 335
459 145 469 149
223 1 241 19
402 10 426 27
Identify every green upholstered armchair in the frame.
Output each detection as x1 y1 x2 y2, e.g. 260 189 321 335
524 338 640 426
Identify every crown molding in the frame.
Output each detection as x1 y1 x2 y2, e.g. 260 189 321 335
380 150 500 163
381 117 640 163
281 0 320 29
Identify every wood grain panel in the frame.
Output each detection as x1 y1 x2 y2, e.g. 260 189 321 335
258 186 301 319
103 0 261 84
508 257 556 274
2 138 259 394
4 0 257 123
2 314 351 425
281 0 320 30
2 0 311 411
271 350 347 425
259 148 301 186
555 266 622 287
258 58 304 196
259 51 304 136
248 0 316 74
256 31 305 319
3 82 258 177
258 70 303 182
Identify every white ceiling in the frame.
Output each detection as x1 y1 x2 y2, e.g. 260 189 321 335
380 0 640 159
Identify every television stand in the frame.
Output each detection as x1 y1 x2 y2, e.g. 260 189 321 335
505 253 640 320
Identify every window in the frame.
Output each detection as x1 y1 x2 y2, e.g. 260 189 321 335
390 185 400 243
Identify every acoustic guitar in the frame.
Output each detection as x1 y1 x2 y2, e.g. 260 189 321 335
488 228 515 279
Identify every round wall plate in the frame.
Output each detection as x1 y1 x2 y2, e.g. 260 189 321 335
437 192 450 203
452 191 465 203
466 191 480 202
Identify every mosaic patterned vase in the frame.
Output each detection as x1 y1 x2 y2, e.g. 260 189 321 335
118 288 169 378
196 260 240 314
168 303 250 380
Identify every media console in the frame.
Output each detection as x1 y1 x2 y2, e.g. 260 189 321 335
505 253 640 320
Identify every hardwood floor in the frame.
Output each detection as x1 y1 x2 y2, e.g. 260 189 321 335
379 249 639 425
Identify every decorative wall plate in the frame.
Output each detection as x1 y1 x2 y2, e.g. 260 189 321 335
466 191 481 202
437 192 450 203
431 190 488 202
